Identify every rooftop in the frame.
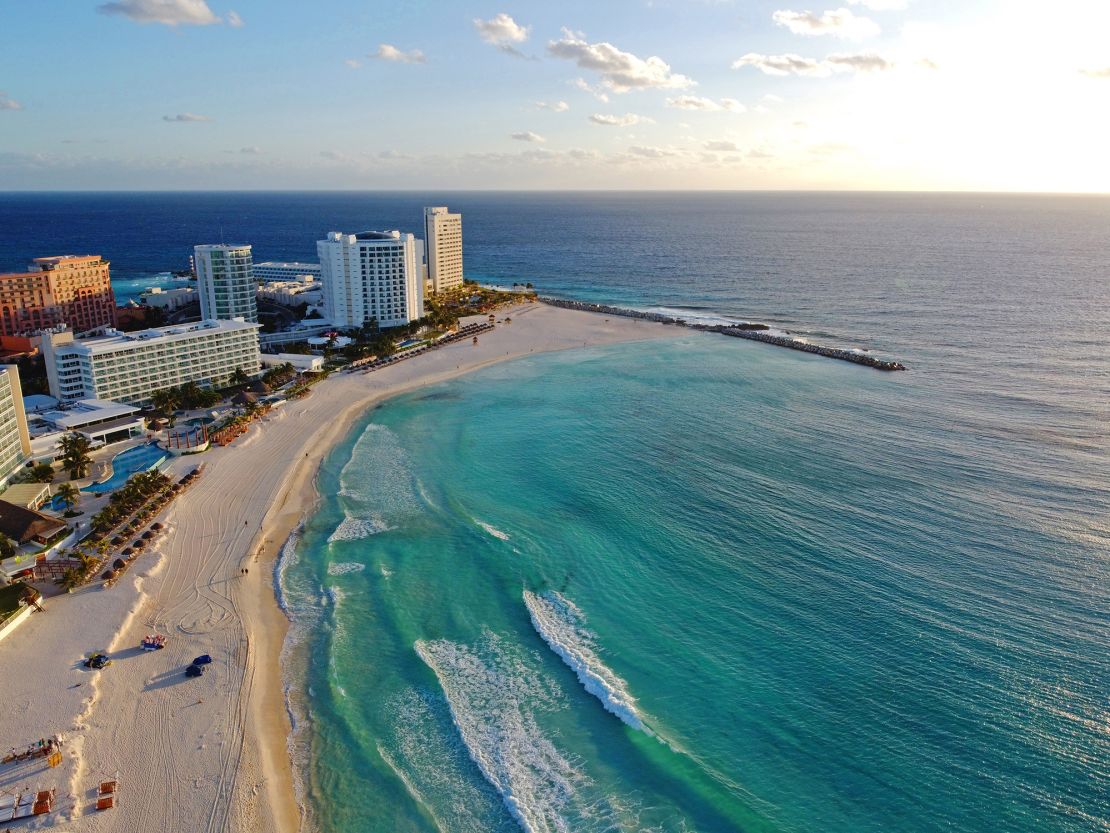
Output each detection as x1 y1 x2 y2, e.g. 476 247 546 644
56 319 260 354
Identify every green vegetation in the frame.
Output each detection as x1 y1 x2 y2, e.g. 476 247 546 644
0 533 15 560
262 362 297 388
59 433 93 480
90 469 173 534
30 462 55 483
150 380 221 412
55 482 79 512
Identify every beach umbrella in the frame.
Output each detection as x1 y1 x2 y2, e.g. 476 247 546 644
142 531 155 540
102 570 115 581
113 558 126 570
133 540 145 549
121 548 133 557
111 536 124 546
152 523 164 530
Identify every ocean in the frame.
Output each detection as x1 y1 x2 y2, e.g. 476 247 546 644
1 192 1107 831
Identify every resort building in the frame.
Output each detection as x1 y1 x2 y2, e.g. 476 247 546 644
256 279 322 306
317 231 424 329
424 206 464 294
25 398 145 463
140 286 196 311
194 245 258 323
253 261 321 283
0 367 31 489
259 352 324 373
41 319 261 406
0 255 117 337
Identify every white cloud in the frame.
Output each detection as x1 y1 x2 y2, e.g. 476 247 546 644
0 93 22 111
162 112 211 122
772 8 880 39
732 51 892 76
1080 67 1110 78
762 93 785 102
666 95 745 112
847 0 907 9
511 131 546 143
537 100 570 112
548 29 693 93
240 146 261 154
97 0 221 26
371 44 426 64
344 59 362 69
704 140 740 152
474 13 530 52
589 113 653 126
627 145 679 158
568 148 601 160
572 78 610 103
226 10 243 27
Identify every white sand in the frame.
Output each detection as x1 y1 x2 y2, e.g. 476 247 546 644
0 302 684 832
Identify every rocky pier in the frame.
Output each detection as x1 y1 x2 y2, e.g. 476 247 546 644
539 297 907 372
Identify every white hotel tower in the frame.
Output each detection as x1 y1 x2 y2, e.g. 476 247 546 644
194 244 258 323
317 231 424 329
424 206 463 294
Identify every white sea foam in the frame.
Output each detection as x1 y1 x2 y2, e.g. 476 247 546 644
327 561 367 576
523 590 647 733
477 520 511 541
338 423 423 521
380 565 393 578
415 634 589 833
328 515 392 543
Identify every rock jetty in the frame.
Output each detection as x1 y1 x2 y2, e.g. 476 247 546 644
539 297 907 372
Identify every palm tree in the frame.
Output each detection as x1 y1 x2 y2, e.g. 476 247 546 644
55 483 79 512
0 533 15 560
150 387 180 415
231 367 249 388
59 433 93 480
56 567 83 592
31 462 55 483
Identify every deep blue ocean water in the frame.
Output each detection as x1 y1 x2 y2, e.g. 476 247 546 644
1 192 1107 831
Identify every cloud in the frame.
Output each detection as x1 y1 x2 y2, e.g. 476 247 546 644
474 13 530 57
547 29 693 93
762 93 784 102
704 140 740 152
97 0 221 26
572 78 610 103
240 146 261 154
627 145 678 158
846 0 907 9
1080 67 1110 78
511 131 546 143
0 93 22 111
537 100 570 112
589 113 653 126
344 59 362 69
162 112 211 122
371 44 426 64
666 95 745 112
825 52 892 71
772 8 880 39
732 51 892 76
568 148 601 160
226 9 243 27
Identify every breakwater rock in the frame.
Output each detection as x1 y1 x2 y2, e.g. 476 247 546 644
539 297 906 372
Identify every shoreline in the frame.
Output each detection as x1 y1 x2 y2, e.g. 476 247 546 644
0 301 683 833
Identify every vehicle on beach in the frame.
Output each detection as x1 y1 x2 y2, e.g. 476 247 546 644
140 634 166 651
83 652 112 669
184 664 206 678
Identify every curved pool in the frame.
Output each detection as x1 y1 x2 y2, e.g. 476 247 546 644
82 443 168 493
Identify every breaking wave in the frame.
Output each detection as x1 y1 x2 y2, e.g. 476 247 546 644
328 515 392 543
327 562 367 576
477 520 511 541
415 633 613 833
523 590 647 733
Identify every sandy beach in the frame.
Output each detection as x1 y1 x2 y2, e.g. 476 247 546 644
0 302 683 833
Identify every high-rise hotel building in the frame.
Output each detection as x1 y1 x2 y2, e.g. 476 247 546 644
42 319 261 406
317 231 424 329
423 206 464 294
0 366 32 488
194 244 258 323
0 255 117 337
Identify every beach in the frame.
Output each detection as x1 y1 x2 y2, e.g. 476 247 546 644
0 301 683 833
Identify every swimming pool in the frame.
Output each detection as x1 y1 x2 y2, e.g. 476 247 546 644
81 443 168 493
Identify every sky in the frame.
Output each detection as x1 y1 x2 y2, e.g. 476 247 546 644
1 0 1109 191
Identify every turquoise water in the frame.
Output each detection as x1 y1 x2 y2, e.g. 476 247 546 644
82 443 167 493
280 337 1108 833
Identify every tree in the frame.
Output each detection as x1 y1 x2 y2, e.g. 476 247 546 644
150 387 181 414
231 367 249 388
59 433 93 480
31 462 55 483
55 482 79 512
56 567 83 592
0 533 14 560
